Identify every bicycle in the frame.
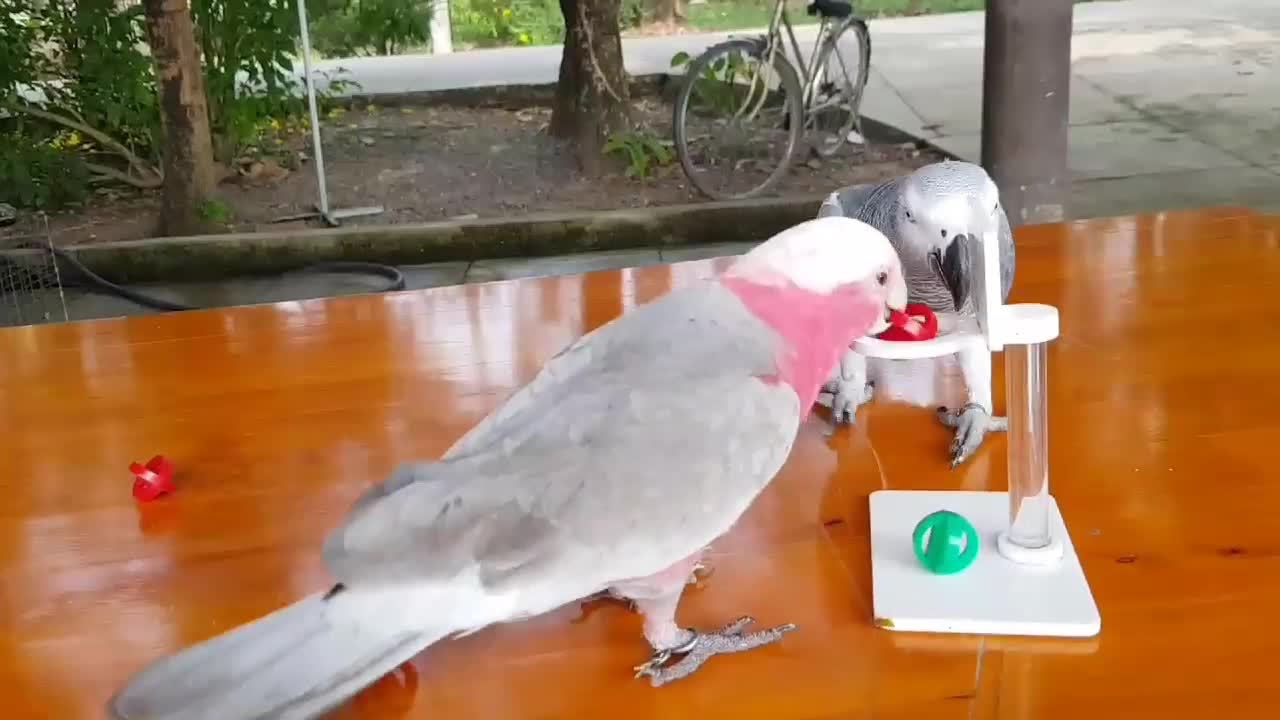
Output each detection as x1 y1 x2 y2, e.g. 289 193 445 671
672 0 872 201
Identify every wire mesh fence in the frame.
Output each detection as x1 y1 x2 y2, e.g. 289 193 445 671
0 212 70 328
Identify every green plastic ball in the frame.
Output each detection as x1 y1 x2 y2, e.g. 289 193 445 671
912 510 979 575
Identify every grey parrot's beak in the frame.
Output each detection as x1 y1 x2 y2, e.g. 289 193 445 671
930 235 972 311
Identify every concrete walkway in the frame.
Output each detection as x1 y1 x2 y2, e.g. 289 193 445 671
13 0 1280 324
313 0 1280 219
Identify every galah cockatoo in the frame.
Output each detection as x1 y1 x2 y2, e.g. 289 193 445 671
817 160 1015 467
107 216 908 720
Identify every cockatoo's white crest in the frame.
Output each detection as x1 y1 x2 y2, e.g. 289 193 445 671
727 216 904 297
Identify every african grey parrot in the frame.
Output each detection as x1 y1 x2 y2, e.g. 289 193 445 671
816 160 1015 467
107 216 907 720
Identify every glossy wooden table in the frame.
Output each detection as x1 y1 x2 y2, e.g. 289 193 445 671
3 207 1279 719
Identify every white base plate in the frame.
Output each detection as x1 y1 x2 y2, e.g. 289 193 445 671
870 490 1101 638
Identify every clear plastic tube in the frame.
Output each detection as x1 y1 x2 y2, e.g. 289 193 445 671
1004 341 1051 549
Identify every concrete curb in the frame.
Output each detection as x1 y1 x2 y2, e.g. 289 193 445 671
28 195 824 284
1 78 958 285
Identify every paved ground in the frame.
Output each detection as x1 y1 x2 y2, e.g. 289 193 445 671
312 0 1280 220
9 0 1278 323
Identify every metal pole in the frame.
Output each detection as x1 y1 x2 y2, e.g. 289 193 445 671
295 0 330 219
980 0 1073 226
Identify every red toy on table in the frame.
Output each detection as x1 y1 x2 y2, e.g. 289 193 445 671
130 455 176 502
877 303 939 342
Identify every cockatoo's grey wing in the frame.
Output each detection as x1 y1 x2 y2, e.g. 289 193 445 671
323 283 799 602
998 206 1015 302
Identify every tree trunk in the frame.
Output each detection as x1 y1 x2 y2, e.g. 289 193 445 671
550 0 631 177
650 0 687 29
142 0 218 236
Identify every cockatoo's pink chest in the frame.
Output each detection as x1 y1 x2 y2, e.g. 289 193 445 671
720 276 883 419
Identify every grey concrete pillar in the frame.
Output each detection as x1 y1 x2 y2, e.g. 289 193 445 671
980 0 1074 226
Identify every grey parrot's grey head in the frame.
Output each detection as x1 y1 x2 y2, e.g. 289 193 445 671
896 161 1001 310
728 216 908 328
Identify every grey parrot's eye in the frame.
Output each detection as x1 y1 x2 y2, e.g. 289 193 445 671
876 271 888 286
904 210 914 223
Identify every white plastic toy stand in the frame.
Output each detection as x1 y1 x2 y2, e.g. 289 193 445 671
858 230 1101 638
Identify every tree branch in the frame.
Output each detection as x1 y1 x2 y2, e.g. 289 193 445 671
85 162 163 190
2 100 162 183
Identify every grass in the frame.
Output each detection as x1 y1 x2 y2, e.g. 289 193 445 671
684 0 974 33
435 0 1103 52
682 0 1094 33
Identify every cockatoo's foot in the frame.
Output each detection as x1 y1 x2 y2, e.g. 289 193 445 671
937 403 1008 468
689 559 714 586
829 379 875 424
633 616 796 687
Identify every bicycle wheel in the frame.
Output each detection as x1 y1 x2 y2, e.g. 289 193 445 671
808 17 871 159
673 37 805 201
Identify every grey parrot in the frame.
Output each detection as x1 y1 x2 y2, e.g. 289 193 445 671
816 160 1015 467
106 216 907 720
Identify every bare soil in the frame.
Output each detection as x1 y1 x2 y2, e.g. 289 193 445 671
1 98 945 248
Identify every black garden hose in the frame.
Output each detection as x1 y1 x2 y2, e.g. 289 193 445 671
47 246 406 312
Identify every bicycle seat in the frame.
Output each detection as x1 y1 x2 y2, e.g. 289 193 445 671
807 0 853 19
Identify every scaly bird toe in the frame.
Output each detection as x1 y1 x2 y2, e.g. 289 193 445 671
634 617 797 688
937 403 1007 468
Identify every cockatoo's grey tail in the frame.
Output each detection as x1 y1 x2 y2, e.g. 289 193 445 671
818 160 1016 466
107 216 906 720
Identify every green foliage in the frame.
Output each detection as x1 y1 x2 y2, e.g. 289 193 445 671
674 46 756 117
197 197 234 224
308 0 432 57
192 0 308 161
0 2 39 94
603 130 673 179
620 0 647 29
0 0 360 207
0 0 161 165
0 130 91 211
451 0 563 48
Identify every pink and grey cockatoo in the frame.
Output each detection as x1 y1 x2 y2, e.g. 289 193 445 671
107 216 908 720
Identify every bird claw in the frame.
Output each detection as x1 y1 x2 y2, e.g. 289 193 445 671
937 403 1007 467
689 559 714 587
633 616 797 687
633 647 678 678
830 379 875 425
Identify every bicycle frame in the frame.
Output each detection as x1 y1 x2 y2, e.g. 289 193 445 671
758 0 839 111
719 0 856 127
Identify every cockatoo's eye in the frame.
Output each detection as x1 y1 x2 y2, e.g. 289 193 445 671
940 229 948 238
877 271 888 286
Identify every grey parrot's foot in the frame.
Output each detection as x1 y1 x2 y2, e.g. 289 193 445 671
937 403 1009 468
633 616 796 688
831 380 875 424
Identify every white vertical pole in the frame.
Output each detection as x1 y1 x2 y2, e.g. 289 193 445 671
430 0 453 55
295 0 330 217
